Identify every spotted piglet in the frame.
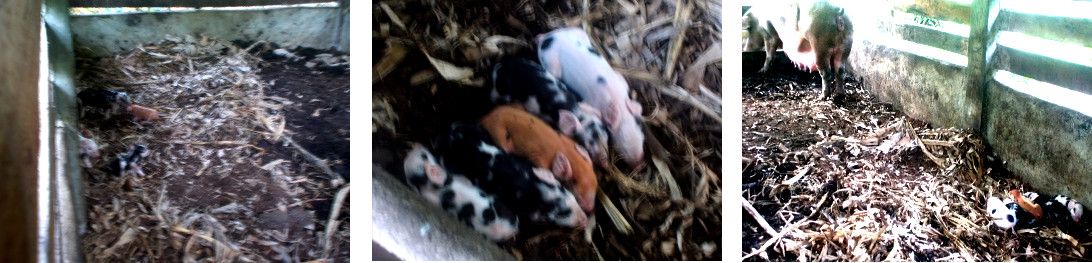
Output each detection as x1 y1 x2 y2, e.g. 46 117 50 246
77 88 131 120
438 123 588 229
537 27 646 170
102 145 150 177
491 57 611 168
479 105 599 214
403 143 520 242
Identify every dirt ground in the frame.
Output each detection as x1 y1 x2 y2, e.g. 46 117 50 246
78 39 349 262
741 53 1092 261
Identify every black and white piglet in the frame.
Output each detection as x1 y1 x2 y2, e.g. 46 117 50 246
491 58 611 169
437 123 588 229
1021 191 1084 225
101 145 150 177
403 143 520 241
77 88 131 120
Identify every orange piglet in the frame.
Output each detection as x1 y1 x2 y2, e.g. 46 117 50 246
128 104 159 123
480 104 598 213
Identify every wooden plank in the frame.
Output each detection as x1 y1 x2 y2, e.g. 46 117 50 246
964 0 999 131
0 0 43 261
994 46 1092 96
893 0 973 25
70 0 334 8
997 11 1092 49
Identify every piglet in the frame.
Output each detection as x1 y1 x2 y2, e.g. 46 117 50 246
479 105 598 213
536 27 646 170
438 123 587 229
986 195 1042 232
127 105 159 123
403 143 520 241
1021 191 1084 224
491 57 611 168
102 145 150 177
987 196 1017 234
77 132 101 168
77 88 130 120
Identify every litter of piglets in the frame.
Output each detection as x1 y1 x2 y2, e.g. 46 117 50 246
373 0 722 260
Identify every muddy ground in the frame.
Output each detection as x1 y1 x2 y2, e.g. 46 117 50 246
741 53 1092 262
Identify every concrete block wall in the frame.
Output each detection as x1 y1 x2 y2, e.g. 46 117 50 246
844 3 1092 206
983 81 1092 206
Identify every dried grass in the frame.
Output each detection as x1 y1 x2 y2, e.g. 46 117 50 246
78 35 348 262
743 75 1090 261
372 0 721 260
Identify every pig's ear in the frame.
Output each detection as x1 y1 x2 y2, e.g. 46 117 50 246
558 110 581 136
577 103 601 118
544 53 563 78
603 104 622 130
425 164 446 185
551 152 573 181
626 99 642 115
575 145 592 163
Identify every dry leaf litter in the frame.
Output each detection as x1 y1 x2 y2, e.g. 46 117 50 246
77 35 350 262
742 65 1092 261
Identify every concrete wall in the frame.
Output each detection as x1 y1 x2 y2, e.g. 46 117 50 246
844 3 1092 205
846 10 979 130
71 6 348 56
0 0 42 261
849 39 975 129
45 0 87 260
983 81 1092 206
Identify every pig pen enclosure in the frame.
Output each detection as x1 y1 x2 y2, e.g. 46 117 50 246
67 2 350 262
372 0 722 260
742 1 1092 262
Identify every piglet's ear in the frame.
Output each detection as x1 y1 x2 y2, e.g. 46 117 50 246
627 99 642 115
551 152 573 181
603 104 622 130
425 164 446 185
575 145 591 163
543 53 563 78
577 103 601 118
558 110 580 136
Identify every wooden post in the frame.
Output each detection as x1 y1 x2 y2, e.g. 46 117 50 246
965 0 1000 131
0 0 42 262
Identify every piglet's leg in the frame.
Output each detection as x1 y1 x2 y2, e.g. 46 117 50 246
130 163 146 177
